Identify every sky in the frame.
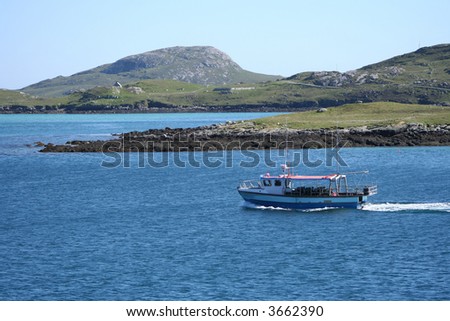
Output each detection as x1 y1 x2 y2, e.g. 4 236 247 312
1 0 449 89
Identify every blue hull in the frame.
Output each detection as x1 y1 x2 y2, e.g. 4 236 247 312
238 190 364 210
243 198 360 209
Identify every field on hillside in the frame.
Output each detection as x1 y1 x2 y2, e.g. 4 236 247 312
250 102 450 129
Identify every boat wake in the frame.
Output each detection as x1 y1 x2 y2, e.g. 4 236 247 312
241 202 340 212
242 201 450 213
362 202 450 213
242 202 292 211
302 207 342 213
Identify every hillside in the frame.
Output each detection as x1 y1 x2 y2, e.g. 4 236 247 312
288 44 450 86
1 44 450 113
21 46 280 97
285 44 450 105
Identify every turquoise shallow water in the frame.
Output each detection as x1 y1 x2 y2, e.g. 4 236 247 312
0 113 449 300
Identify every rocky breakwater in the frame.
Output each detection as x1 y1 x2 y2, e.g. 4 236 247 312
39 122 450 153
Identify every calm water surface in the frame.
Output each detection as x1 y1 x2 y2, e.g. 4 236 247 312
0 113 449 300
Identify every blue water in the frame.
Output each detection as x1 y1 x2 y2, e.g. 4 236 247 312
0 113 449 300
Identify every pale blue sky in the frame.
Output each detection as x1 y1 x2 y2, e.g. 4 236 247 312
1 0 449 89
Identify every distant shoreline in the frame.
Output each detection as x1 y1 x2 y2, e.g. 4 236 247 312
39 122 450 153
0 105 303 114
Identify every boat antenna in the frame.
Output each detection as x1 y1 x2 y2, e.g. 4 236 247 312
336 120 340 174
284 116 290 176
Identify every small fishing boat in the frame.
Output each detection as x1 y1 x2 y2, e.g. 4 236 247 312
237 165 377 210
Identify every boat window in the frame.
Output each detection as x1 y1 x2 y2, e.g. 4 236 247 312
274 180 282 186
263 180 272 186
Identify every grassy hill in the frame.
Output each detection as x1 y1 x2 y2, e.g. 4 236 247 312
249 102 450 130
289 44 450 87
285 44 450 106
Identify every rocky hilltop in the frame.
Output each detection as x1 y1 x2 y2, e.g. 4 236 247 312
22 46 279 97
101 46 241 81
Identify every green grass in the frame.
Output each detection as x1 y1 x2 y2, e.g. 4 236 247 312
250 102 450 130
131 79 204 93
64 80 207 106
0 89 66 107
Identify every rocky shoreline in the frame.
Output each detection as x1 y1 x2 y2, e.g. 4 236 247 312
39 122 450 153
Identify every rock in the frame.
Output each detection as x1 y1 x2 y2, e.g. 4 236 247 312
38 122 450 153
126 86 144 94
317 108 328 113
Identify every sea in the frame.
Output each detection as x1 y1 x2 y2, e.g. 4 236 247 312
0 113 449 301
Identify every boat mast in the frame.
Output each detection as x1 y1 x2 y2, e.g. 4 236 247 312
335 120 340 174
284 117 291 176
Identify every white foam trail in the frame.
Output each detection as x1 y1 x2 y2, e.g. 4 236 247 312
242 202 338 212
302 207 340 212
362 202 450 212
242 202 291 211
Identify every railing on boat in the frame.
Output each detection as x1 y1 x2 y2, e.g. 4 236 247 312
285 185 377 197
362 185 378 196
239 179 377 196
